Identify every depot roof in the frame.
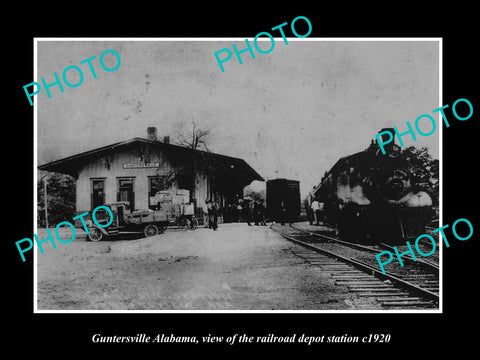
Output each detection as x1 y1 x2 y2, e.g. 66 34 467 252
38 137 264 183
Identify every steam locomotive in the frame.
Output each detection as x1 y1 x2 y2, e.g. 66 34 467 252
313 128 435 244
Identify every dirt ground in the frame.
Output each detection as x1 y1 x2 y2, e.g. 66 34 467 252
36 223 381 311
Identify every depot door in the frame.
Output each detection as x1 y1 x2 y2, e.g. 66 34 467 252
91 179 105 210
117 178 135 210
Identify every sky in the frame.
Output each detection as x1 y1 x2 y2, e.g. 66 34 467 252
36 39 440 198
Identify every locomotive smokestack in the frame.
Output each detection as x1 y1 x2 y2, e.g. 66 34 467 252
375 128 398 155
379 128 395 146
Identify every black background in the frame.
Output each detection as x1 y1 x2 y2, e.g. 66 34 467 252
6 4 478 355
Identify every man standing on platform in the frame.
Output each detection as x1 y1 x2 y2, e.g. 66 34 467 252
243 199 252 226
311 198 320 226
202 200 209 228
208 199 218 231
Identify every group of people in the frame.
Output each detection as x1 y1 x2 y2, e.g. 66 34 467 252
201 198 269 230
203 197 328 230
222 198 268 226
222 203 243 223
243 199 267 226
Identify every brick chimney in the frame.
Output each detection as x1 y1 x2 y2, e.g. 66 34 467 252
163 135 170 144
147 127 157 141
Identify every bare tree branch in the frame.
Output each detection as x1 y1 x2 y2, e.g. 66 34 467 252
174 120 212 151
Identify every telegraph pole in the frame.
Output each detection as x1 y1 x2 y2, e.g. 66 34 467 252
44 177 49 229
40 173 51 229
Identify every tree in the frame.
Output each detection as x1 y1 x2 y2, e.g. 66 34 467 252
37 172 76 227
175 120 211 151
151 121 214 205
244 187 266 202
244 182 266 201
399 146 439 205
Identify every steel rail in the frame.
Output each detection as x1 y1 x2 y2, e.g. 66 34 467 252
289 223 380 254
290 223 439 272
379 243 439 271
272 225 439 303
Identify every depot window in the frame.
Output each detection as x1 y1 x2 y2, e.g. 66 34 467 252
148 176 165 210
91 178 106 210
117 177 135 210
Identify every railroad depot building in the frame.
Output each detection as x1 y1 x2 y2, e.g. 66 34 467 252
38 127 263 220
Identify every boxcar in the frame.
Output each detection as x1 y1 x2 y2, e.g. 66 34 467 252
266 179 301 223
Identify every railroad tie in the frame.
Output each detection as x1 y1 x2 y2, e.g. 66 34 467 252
335 281 387 286
349 287 397 292
332 276 374 280
357 291 408 297
381 300 435 307
375 297 425 302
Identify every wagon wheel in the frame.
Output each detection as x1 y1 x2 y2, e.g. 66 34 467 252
144 224 159 237
88 227 104 242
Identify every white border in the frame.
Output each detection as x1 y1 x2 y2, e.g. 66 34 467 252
33 37 443 314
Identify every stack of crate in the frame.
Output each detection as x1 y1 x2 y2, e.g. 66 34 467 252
153 189 192 219
175 189 190 203
159 203 180 220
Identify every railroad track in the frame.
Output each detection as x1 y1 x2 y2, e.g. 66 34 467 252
270 223 440 309
289 223 440 293
419 227 441 265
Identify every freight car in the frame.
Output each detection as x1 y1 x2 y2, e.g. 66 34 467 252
313 128 435 244
266 179 301 223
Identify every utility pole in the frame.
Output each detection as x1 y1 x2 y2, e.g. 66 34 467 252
44 177 49 229
40 173 51 229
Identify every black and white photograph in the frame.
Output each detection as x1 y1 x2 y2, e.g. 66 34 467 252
34 39 440 312
7 7 478 354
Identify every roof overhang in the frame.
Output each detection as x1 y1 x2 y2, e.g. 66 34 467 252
38 138 264 183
